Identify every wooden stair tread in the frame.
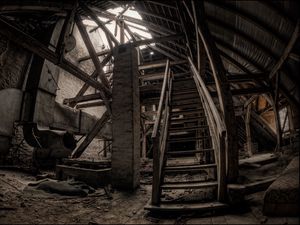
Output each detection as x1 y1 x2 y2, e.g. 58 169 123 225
165 163 217 171
144 201 228 212
170 117 206 122
172 90 198 95
167 149 214 155
168 136 211 142
161 181 218 189
169 125 208 130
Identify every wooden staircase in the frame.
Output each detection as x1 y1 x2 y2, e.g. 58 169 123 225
145 59 227 212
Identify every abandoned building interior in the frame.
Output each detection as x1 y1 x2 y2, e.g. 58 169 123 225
0 0 299 224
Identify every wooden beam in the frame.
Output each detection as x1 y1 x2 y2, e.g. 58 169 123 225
55 3 77 61
78 49 111 63
91 8 175 36
71 110 110 158
75 15 110 88
269 20 299 79
132 34 184 47
245 104 254 156
79 2 119 46
70 52 113 107
206 1 287 44
0 17 111 97
147 1 177 10
207 16 278 60
63 93 104 105
192 1 201 71
206 73 267 85
214 37 266 72
218 49 253 75
133 8 181 25
0 1 73 13
76 100 107 109
139 59 187 70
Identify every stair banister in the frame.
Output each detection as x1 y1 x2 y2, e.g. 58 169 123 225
151 59 171 205
188 57 227 202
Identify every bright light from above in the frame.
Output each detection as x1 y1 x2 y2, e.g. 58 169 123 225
83 6 153 50
150 51 154 55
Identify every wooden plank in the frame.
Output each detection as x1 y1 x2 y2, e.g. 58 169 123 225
63 93 103 105
75 15 110 88
144 201 228 212
75 100 107 109
78 49 111 63
71 110 110 158
139 59 187 70
161 181 218 189
245 104 253 157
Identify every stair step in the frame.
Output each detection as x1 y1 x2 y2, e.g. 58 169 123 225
172 102 202 108
167 149 214 155
172 90 198 96
165 163 217 173
163 179 216 184
173 78 194 82
144 201 228 212
170 117 206 123
169 125 209 132
168 136 211 142
171 109 204 117
161 181 218 189
172 88 197 93
172 96 201 102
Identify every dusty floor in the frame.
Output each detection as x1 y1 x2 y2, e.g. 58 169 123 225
0 168 299 224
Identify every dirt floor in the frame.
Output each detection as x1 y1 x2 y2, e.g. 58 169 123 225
0 166 299 224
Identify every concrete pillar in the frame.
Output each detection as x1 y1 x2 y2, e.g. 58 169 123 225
112 44 140 190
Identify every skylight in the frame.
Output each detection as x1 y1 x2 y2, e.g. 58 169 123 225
83 6 153 50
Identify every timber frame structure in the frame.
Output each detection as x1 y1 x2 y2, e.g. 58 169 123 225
0 0 299 212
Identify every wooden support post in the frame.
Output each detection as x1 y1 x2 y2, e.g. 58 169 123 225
119 19 125 44
245 103 253 157
191 1 201 71
71 111 110 158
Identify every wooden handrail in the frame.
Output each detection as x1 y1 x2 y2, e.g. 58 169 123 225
188 57 227 202
188 57 226 135
151 59 170 139
151 59 172 205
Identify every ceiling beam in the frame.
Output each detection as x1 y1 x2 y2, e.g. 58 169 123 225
269 20 299 79
207 15 278 60
132 33 184 47
139 59 187 70
0 16 111 96
218 49 253 74
133 7 181 25
206 1 287 44
214 37 266 72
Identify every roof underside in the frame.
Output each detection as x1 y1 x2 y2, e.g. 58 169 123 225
0 0 299 106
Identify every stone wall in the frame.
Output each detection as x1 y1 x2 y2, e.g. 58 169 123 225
0 35 30 90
